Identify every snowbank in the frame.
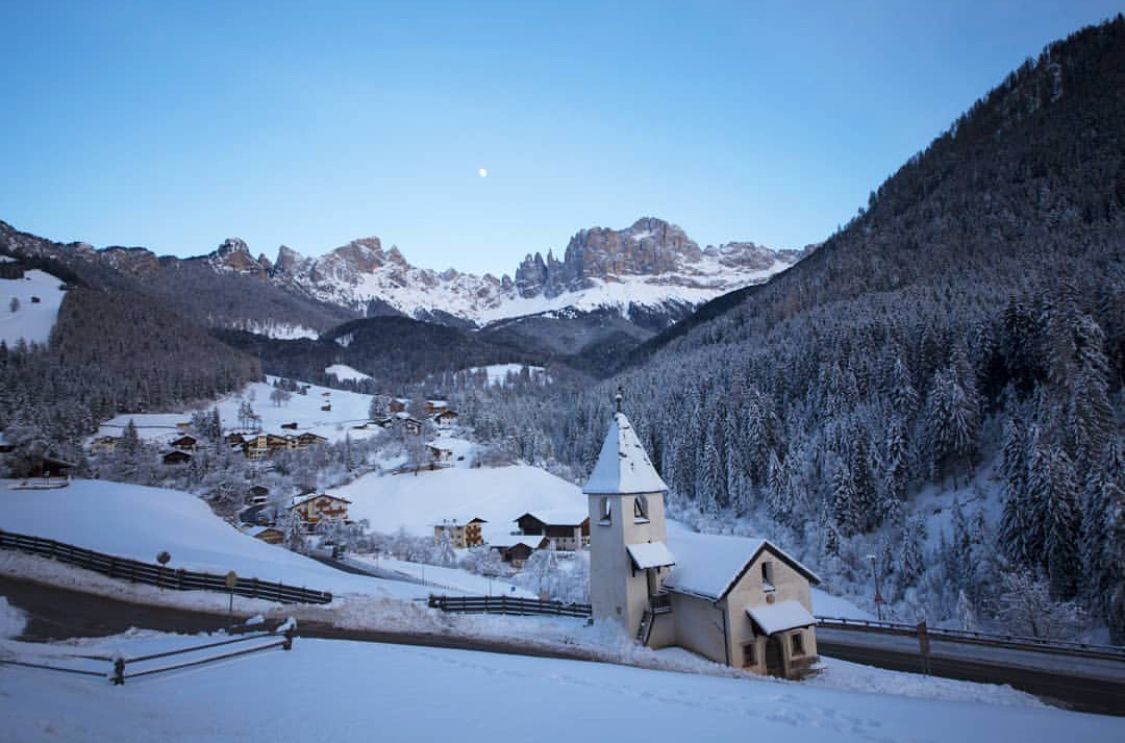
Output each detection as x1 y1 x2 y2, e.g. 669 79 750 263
0 596 26 638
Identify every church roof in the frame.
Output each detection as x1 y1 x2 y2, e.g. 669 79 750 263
583 413 668 495
664 531 820 600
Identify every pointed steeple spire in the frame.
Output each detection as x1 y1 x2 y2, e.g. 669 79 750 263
583 408 668 496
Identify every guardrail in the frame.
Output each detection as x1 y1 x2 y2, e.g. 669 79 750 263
429 594 592 618
816 615 1125 662
0 620 297 684
0 528 333 605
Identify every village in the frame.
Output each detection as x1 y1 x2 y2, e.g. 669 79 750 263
1 373 824 680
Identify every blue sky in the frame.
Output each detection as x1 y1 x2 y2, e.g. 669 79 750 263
1 1 1120 275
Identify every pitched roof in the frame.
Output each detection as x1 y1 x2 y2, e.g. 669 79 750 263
746 601 816 635
289 492 352 508
627 541 676 570
663 531 820 600
514 508 589 527
582 413 667 495
487 534 549 550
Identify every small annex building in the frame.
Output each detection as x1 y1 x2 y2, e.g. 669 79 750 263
584 398 820 679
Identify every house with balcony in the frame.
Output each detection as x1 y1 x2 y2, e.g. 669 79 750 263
287 492 352 529
513 510 590 551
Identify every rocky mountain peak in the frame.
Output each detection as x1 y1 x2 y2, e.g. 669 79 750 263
513 217 707 298
273 245 305 275
208 238 270 278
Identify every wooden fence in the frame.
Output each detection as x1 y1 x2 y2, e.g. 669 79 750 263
0 529 332 605
428 594 592 618
0 621 296 685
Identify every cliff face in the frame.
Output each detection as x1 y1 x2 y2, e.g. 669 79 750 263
511 217 799 301
513 218 704 298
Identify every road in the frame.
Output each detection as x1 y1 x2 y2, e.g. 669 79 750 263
3 575 1122 716
817 628 1125 716
0 575 603 664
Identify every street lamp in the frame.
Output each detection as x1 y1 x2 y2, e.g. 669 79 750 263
866 553 884 621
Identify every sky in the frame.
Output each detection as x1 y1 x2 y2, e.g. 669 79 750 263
1 1 1121 276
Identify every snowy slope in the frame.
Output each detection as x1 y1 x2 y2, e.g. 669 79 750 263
0 269 66 346
476 262 791 325
93 376 377 446
465 363 549 386
337 465 587 538
324 363 372 382
4 634 1114 743
0 479 418 598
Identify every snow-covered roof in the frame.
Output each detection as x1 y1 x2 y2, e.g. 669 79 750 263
289 492 352 508
627 541 676 570
582 413 667 495
0 255 17 263
241 525 282 538
515 508 589 526
434 516 487 527
487 534 548 550
664 531 820 600
746 600 816 635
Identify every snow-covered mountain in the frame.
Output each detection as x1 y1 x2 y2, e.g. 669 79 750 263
257 218 805 328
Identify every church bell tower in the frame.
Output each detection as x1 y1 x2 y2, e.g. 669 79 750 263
583 391 676 642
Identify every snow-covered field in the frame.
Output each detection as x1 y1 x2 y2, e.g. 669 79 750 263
344 553 535 598
464 363 549 386
92 376 378 446
336 465 587 538
0 269 66 345
3 630 1115 743
0 479 419 599
324 363 372 382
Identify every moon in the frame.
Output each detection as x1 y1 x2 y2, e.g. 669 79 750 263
478 167 488 178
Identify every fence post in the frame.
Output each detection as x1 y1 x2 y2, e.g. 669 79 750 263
112 658 125 686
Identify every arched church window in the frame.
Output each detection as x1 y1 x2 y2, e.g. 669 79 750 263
634 495 649 522
599 497 612 524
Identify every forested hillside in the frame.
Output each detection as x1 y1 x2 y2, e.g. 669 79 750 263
0 287 261 472
462 18 1125 640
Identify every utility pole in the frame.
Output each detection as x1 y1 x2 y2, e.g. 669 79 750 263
866 554 884 621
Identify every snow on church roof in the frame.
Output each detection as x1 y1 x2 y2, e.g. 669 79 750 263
583 413 668 495
664 531 820 600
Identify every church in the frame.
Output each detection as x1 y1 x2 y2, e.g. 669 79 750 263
584 400 821 679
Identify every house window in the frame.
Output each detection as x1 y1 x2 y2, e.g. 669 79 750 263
742 642 756 667
599 497 612 524
761 561 775 590
633 495 649 522
790 632 804 656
